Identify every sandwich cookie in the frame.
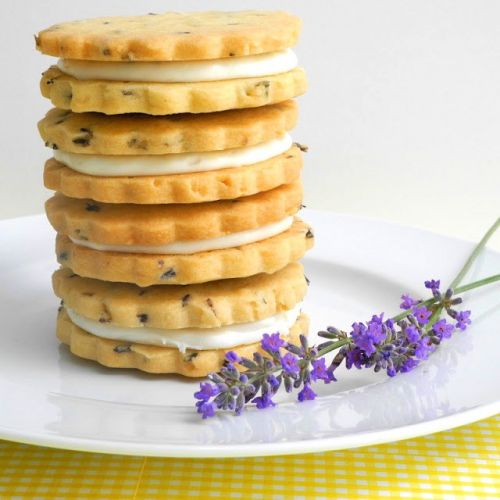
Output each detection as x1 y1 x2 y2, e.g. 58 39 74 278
46 182 313 285
37 11 306 114
39 101 303 204
54 263 309 376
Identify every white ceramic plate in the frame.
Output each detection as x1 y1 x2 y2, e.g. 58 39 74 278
0 210 498 457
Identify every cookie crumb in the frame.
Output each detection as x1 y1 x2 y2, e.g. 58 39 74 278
114 344 132 353
161 268 176 280
184 352 198 362
85 202 100 212
293 142 309 152
182 294 191 307
73 135 92 146
206 298 217 316
99 305 112 323
58 251 68 261
137 313 148 324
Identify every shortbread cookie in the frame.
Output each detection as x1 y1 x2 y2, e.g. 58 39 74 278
38 101 297 155
57 308 308 376
45 181 302 245
53 262 307 329
44 146 302 204
36 11 301 62
40 66 306 115
55 218 314 286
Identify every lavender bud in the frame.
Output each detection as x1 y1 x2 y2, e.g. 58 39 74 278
209 373 225 384
239 358 257 370
253 352 264 365
327 326 341 335
244 384 256 400
447 309 458 319
445 288 453 299
317 341 334 351
285 343 303 355
300 334 309 351
235 392 245 415
214 393 227 410
261 380 270 396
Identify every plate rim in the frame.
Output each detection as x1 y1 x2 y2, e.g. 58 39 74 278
0 400 498 457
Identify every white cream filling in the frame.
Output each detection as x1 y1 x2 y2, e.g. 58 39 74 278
53 134 293 177
65 303 302 352
69 216 294 255
57 49 298 83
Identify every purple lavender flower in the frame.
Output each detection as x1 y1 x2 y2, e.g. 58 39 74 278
298 384 316 402
401 358 419 372
415 338 434 360
405 325 421 343
424 279 441 291
267 374 280 391
455 310 472 331
352 333 376 356
197 401 216 419
225 351 241 363
413 306 432 325
345 347 367 369
194 264 486 418
366 314 386 343
310 358 332 382
194 382 218 402
253 394 276 409
261 333 285 353
400 294 418 310
281 353 300 375
351 322 377 356
432 319 454 339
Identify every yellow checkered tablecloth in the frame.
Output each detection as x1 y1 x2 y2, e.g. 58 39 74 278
0 415 498 499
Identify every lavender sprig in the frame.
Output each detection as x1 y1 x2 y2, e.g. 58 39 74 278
195 218 500 418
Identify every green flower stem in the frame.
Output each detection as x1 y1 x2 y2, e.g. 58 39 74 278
455 274 500 293
449 217 500 290
391 273 500 323
314 273 500 359
425 305 444 332
316 338 352 357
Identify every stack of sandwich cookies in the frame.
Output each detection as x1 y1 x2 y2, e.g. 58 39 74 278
37 10 313 376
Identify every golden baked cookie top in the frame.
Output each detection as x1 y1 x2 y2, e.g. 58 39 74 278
35 11 301 61
44 181 303 245
38 101 298 155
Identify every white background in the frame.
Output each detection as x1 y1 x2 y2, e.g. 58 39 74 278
0 0 499 247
